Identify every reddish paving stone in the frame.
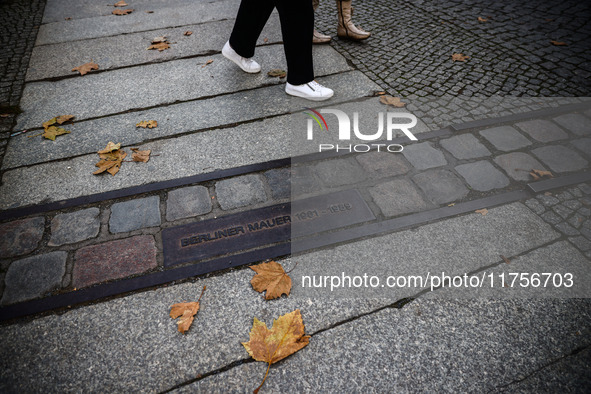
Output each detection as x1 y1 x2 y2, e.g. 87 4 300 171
0 217 45 258
72 235 157 288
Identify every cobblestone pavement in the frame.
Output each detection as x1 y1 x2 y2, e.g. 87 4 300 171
0 0 46 167
314 0 591 97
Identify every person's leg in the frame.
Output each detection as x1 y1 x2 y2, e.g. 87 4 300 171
312 0 332 44
274 0 315 85
336 0 370 40
229 0 275 58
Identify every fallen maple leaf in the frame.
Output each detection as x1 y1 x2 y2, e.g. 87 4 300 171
184 31 193 36
477 16 488 22
170 286 206 334
452 53 470 62
71 62 99 76
267 69 286 78
112 8 133 15
55 114 75 124
250 261 292 300
243 309 310 393
97 141 121 154
379 95 406 108
148 42 170 51
43 126 70 141
475 208 488 216
113 0 128 6
201 59 214 68
94 142 126 175
530 169 553 181
136 120 157 128
550 40 567 46
131 147 151 162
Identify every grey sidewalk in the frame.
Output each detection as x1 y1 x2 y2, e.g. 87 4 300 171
0 0 590 392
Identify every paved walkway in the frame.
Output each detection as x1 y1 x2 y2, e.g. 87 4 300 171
0 0 590 392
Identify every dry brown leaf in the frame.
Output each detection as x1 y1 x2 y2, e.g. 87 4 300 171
452 53 470 62
201 59 214 68
243 309 310 393
56 114 75 124
501 255 511 264
550 40 567 46
169 286 206 334
263 37 269 43
379 95 406 108
184 31 193 36
152 36 167 43
529 169 553 181
97 141 121 154
65 17 72 20
477 16 488 22
475 208 488 216
112 8 133 15
43 126 70 141
71 62 99 76
131 148 151 162
136 120 158 128
113 0 128 6
148 42 170 51
146 10 154 13
267 69 286 78
250 261 292 300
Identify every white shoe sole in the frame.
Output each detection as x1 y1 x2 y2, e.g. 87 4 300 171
285 87 334 101
221 44 261 74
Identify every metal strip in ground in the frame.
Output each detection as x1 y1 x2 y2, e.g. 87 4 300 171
527 171 591 193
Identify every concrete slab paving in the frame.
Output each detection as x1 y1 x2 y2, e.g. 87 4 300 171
16 44 352 130
183 298 591 393
42 0 219 24
0 202 564 391
27 16 282 81
36 0 241 45
4 71 379 169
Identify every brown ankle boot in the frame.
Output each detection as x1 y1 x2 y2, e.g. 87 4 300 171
313 28 332 44
336 0 370 40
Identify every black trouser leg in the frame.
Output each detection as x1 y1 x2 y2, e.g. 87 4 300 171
229 0 315 85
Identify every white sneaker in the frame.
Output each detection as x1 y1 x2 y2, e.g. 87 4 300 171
285 80 334 101
221 41 261 73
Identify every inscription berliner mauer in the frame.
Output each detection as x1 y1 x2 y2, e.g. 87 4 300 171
162 189 375 267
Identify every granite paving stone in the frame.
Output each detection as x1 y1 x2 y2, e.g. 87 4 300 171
1 251 67 305
571 138 591 157
355 151 410 178
0 217 45 258
515 119 568 142
555 222 580 236
479 126 532 151
531 145 588 173
264 168 291 200
15 45 351 130
48 208 100 246
525 198 545 215
563 200 583 211
568 213 586 229
291 165 322 196
541 211 562 225
36 0 241 45
553 113 591 136
215 174 267 210
569 236 591 251
27 17 282 81
439 133 491 159
369 178 428 217
72 235 157 288
555 191 574 202
493 152 547 181
166 186 212 222
552 204 574 220
455 160 509 192
401 142 447 170
537 194 560 207
314 158 366 188
412 169 469 204
109 196 161 233
4 71 378 169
